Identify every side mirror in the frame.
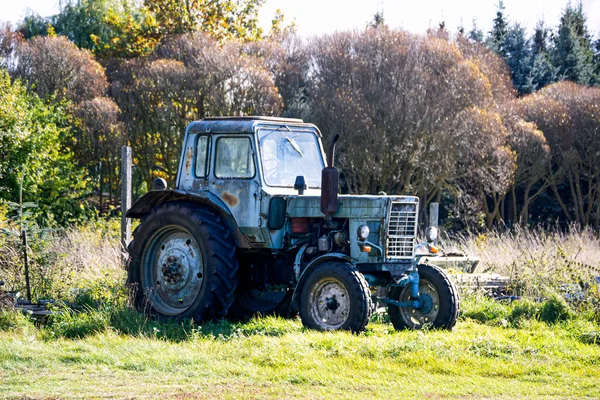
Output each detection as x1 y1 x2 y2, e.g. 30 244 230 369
267 197 287 230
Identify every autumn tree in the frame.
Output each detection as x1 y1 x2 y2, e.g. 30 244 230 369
112 32 282 185
520 81 600 227
306 29 516 227
75 97 126 207
13 35 106 104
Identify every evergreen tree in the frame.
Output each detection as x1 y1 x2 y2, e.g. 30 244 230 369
468 19 484 43
487 1 508 56
526 20 558 92
504 23 532 94
551 3 596 85
532 20 550 55
368 12 386 29
593 37 600 80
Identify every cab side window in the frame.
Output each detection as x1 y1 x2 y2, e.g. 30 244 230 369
195 135 209 177
215 137 255 178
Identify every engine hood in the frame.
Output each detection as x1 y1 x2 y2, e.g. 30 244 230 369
287 194 419 219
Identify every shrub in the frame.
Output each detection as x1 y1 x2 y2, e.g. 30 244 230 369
461 295 510 324
508 299 541 326
539 295 574 324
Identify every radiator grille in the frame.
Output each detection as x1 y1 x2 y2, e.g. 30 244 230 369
386 201 418 260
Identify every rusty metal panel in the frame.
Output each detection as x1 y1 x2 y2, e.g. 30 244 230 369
208 134 265 243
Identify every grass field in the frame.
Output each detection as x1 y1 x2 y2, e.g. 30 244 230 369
1 225 599 399
1 310 599 399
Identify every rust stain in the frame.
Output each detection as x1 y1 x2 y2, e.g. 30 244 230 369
184 147 193 173
222 192 239 207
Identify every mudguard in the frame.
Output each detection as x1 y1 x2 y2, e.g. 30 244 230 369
291 253 354 310
126 188 232 218
125 188 251 247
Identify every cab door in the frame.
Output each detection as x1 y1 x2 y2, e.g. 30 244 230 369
208 135 265 243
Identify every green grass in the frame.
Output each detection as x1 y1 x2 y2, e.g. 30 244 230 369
1 224 599 398
0 312 599 399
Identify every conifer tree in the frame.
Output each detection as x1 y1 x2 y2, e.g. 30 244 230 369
526 20 558 92
551 3 596 85
487 1 508 56
504 23 532 94
468 19 483 43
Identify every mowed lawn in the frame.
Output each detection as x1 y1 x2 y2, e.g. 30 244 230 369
0 318 598 399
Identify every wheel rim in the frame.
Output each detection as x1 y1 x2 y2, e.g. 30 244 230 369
397 279 440 329
309 278 350 330
142 226 204 316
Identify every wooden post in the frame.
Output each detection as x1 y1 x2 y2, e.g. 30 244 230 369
429 202 439 245
22 229 31 300
121 146 132 255
429 202 439 228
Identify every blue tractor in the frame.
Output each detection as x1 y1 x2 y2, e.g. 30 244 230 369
126 116 459 332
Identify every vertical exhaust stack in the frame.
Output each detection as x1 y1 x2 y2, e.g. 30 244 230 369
321 134 340 226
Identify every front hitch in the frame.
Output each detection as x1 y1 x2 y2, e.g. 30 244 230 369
378 267 424 308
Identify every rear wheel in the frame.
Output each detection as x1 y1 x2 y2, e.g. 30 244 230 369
127 202 238 322
299 262 372 332
388 264 459 330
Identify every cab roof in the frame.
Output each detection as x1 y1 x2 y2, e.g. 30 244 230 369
187 116 319 136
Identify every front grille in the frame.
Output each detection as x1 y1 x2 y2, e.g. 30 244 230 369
386 201 418 260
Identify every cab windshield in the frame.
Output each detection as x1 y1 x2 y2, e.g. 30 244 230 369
258 127 325 188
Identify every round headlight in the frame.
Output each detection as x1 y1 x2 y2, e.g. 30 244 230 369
357 225 370 241
425 226 438 242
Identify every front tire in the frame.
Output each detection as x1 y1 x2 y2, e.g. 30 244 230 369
299 262 372 332
388 264 459 330
127 202 238 322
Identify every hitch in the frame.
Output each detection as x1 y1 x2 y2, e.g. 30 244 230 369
378 267 433 313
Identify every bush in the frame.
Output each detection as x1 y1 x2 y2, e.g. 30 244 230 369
508 299 541 326
461 295 510 324
0 309 35 334
539 295 574 324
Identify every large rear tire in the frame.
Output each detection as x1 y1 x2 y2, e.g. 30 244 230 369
127 202 238 322
299 262 372 332
388 264 459 330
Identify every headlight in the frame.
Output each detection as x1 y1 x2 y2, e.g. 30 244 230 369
357 224 370 241
425 226 438 242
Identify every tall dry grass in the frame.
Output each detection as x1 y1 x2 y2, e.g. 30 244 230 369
0 223 124 300
442 226 600 298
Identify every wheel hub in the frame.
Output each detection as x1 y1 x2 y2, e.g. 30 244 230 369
419 293 434 314
326 296 340 311
310 279 350 330
144 228 204 313
161 256 183 284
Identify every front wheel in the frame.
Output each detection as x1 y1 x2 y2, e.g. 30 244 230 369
388 264 459 330
299 262 372 332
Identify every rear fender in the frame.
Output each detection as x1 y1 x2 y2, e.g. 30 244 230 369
291 253 354 310
126 189 247 246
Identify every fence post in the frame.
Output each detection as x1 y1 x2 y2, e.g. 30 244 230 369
121 146 132 257
21 229 31 300
429 202 439 245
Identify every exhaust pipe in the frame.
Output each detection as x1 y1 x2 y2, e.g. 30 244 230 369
321 134 339 224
